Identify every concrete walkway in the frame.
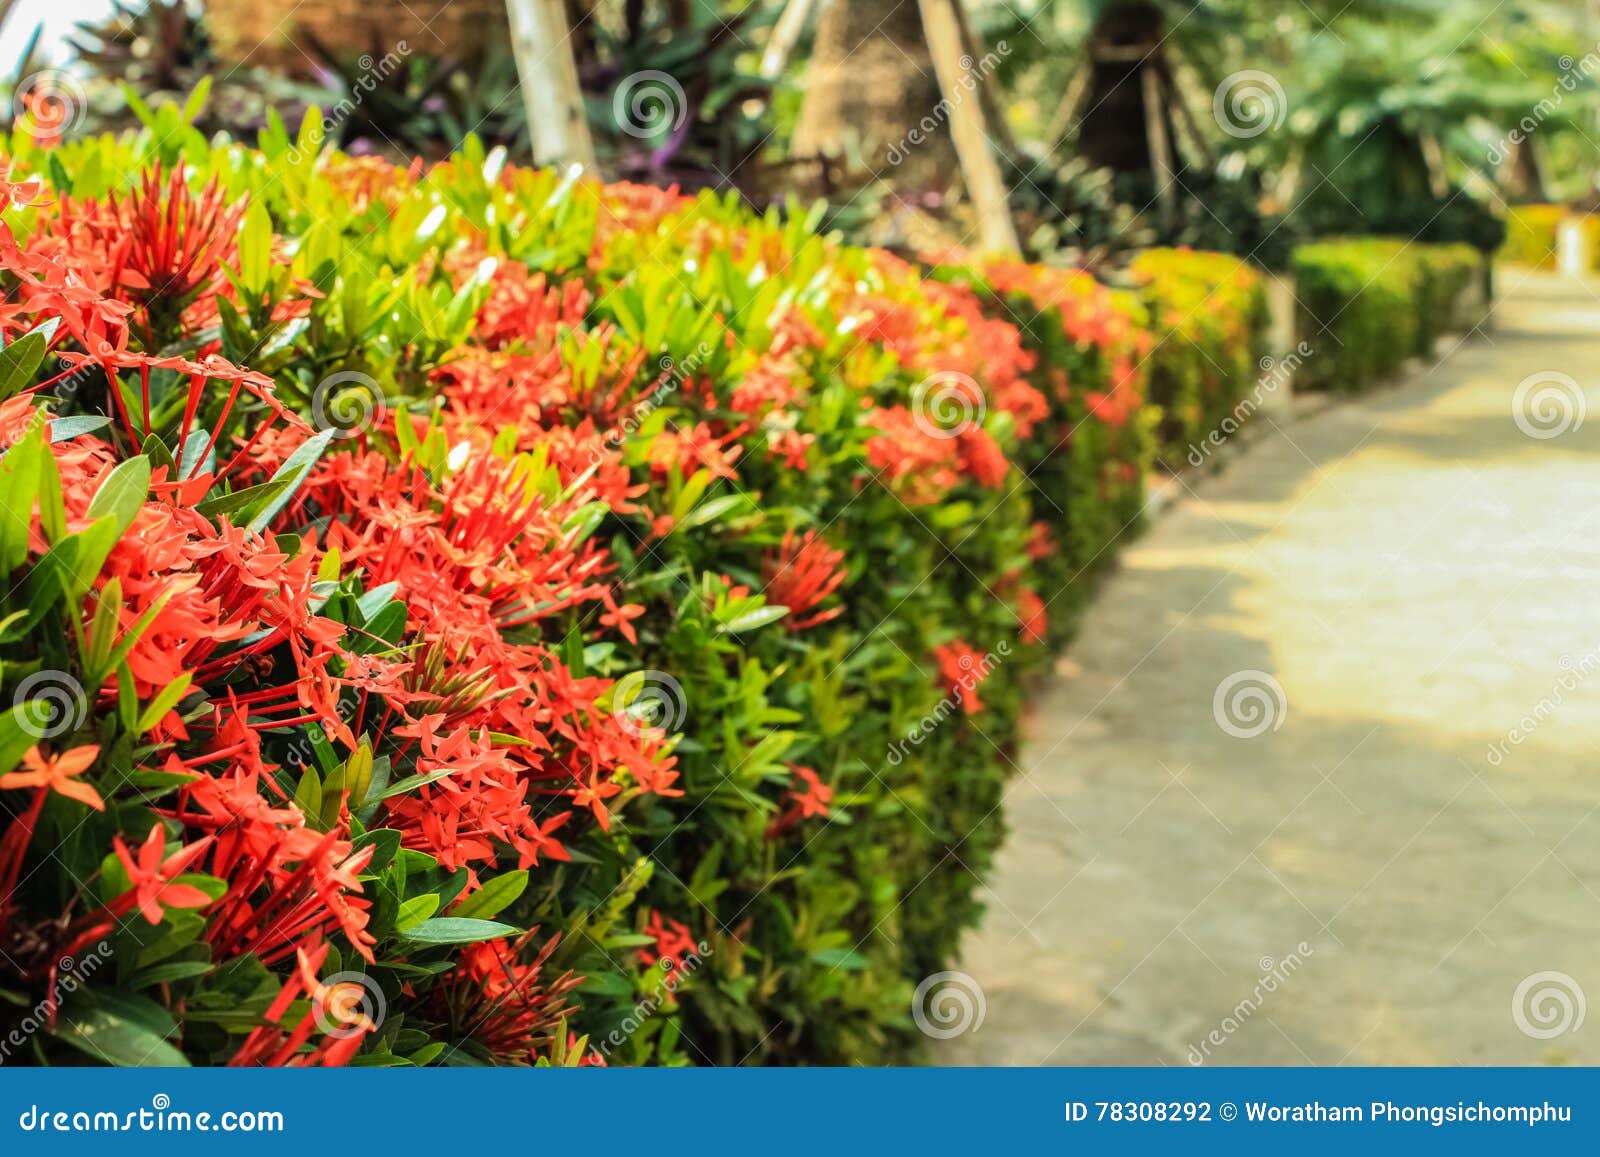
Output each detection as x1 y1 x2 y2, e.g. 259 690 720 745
938 271 1600 1066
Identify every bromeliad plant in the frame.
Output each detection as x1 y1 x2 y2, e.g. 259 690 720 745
0 99 1258 1067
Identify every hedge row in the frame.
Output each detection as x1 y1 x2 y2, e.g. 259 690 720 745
1499 204 1568 269
1291 239 1482 392
0 106 1266 1068
1126 249 1271 469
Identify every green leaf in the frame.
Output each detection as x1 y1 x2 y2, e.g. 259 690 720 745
246 429 333 533
399 917 520 945
237 200 273 295
194 478 286 520
0 430 41 573
86 456 151 532
0 331 48 400
49 414 111 443
130 960 214 988
720 605 790 634
396 893 441 930
809 946 870 970
0 702 45 775
135 673 193 735
377 768 455 799
53 999 190 1067
451 870 527 920
677 493 749 531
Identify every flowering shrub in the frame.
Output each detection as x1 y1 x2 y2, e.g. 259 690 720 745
1126 249 1270 469
0 105 1263 1066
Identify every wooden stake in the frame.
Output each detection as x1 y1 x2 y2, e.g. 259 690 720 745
1141 63 1175 215
917 0 1020 255
1156 55 1212 170
505 0 597 171
761 0 815 80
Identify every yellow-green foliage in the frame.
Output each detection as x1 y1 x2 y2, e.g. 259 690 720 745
1292 239 1484 392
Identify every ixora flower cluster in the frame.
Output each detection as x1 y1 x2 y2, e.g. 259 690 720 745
0 105 1265 1067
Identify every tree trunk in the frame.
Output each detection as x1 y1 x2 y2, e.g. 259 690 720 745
1076 0 1168 177
791 0 958 192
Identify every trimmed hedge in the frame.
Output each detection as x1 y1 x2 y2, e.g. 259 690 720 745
1292 239 1483 393
1126 249 1271 469
0 108 1266 1067
1499 204 1566 269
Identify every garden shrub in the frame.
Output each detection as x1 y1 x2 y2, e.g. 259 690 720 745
1414 243 1484 351
1125 249 1271 469
1498 204 1566 269
0 105 1262 1067
1291 238 1482 393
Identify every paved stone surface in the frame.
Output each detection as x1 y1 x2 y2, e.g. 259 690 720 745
936 271 1600 1067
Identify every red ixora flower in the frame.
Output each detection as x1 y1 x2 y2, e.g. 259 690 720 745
112 825 215 925
763 529 847 631
3 745 104 811
764 764 834 839
638 910 702 969
934 640 997 714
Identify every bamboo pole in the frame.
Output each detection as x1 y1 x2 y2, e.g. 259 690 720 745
917 0 1020 255
505 0 597 171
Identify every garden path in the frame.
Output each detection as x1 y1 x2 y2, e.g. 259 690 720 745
936 270 1600 1066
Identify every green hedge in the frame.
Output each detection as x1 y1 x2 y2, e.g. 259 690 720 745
1292 239 1484 392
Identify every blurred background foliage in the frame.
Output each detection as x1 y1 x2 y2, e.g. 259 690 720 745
3 0 1598 265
